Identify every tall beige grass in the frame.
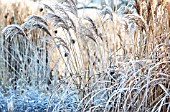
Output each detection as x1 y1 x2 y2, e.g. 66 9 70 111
0 0 170 111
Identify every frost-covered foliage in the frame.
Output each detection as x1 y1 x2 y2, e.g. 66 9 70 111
0 86 79 111
0 0 170 111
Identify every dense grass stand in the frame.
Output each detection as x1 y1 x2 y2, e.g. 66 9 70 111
0 0 170 111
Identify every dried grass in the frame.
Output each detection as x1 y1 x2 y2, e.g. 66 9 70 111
0 0 170 111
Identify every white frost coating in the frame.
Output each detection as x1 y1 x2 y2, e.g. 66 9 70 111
7 97 14 112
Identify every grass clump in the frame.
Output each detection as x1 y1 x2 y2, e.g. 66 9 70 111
0 0 170 111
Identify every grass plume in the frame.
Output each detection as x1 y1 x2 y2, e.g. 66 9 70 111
0 0 169 111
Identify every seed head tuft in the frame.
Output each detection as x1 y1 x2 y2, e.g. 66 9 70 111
40 8 43 12
54 30 58 34
64 52 69 57
71 39 75 44
4 14 8 19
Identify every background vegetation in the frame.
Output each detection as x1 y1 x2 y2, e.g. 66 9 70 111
0 0 169 111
